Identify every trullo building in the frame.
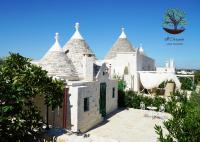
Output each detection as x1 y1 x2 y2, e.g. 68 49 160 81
33 22 177 133
102 28 155 91
34 23 118 133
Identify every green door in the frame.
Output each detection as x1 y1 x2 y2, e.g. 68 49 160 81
100 83 106 117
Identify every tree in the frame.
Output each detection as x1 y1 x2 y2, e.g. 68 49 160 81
163 8 186 30
0 53 64 141
179 77 193 91
155 91 200 142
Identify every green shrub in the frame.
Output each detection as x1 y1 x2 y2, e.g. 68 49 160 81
118 79 126 91
141 96 154 108
118 90 126 107
155 91 200 142
179 77 193 91
0 53 64 141
158 81 166 88
124 90 141 108
153 96 166 110
124 90 166 111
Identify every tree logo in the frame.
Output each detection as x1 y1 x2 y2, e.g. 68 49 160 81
163 8 187 34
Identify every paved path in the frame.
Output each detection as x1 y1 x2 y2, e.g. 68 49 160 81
57 109 169 142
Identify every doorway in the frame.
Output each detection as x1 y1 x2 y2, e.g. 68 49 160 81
100 83 106 117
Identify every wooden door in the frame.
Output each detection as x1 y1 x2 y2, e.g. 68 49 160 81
100 83 106 117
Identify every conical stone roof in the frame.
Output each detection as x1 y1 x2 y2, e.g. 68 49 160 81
104 28 135 59
39 33 78 80
63 23 95 79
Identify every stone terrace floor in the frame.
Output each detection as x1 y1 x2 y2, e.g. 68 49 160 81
57 108 170 142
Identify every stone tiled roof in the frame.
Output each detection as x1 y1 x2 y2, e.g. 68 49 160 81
63 23 96 79
39 33 79 80
104 28 135 60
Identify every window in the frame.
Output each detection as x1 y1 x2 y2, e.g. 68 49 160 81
84 97 89 112
112 88 115 98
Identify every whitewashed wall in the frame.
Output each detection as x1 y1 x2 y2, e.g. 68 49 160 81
68 86 79 132
108 52 137 77
103 51 155 91
68 67 118 132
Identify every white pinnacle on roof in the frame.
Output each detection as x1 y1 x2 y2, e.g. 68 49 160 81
104 27 135 59
70 22 84 40
139 43 144 53
49 33 63 52
119 28 127 38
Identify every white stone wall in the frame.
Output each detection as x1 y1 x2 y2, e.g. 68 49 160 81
124 74 134 90
103 51 155 92
109 52 137 77
83 54 95 81
105 52 138 90
68 74 118 132
68 86 79 132
77 84 102 132
105 80 118 114
96 64 118 114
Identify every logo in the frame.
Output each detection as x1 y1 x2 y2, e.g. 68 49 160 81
163 8 187 34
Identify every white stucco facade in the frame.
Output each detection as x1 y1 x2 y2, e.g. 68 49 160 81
102 29 155 91
32 23 161 133
33 23 118 133
68 75 117 132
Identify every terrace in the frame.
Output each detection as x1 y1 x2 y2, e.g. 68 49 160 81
57 108 170 142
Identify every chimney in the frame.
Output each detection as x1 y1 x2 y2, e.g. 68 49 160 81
83 53 95 81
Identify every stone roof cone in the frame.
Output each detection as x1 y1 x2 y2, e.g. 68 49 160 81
104 28 135 59
39 33 78 80
63 22 95 79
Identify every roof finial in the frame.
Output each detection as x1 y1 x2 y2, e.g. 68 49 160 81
75 22 80 31
139 43 144 53
119 27 127 38
122 27 125 32
49 32 62 52
55 32 59 42
71 22 83 39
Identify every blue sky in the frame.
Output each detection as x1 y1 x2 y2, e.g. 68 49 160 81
0 0 199 69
